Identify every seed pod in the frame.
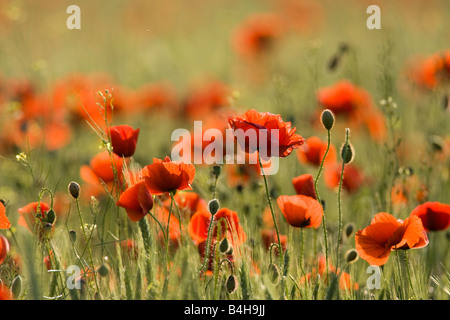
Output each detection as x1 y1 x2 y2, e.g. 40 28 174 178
345 249 359 264
212 165 221 177
267 263 281 285
208 199 220 216
46 209 56 225
219 238 232 255
68 181 81 199
98 264 109 277
11 275 22 298
344 222 356 238
340 143 354 164
225 274 238 294
69 230 77 243
321 109 335 131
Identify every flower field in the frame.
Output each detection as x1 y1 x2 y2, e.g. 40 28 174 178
0 0 449 303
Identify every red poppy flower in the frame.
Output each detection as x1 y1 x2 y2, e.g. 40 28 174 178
165 191 207 218
324 163 365 193
153 206 184 251
80 151 124 198
261 229 287 254
228 109 305 158
183 80 231 120
355 212 429 266
188 208 246 246
108 125 140 158
408 50 450 89
134 81 179 113
232 13 284 59
0 202 11 229
410 202 450 232
0 235 9 265
300 254 359 291
316 80 386 142
142 156 195 195
297 136 337 166
18 202 51 232
292 173 317 199
0 284 13 300
276 194 323 228
117 180 153 222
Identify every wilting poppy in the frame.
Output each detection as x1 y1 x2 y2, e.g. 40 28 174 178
324 163 365 193
0 235 9 264
292 173 317 199
297 136 337 167
108 125 140 158
355 212 429 266
0 202 11 229
228 109 305 159
18 201 51 232
410 201 450 232
276 194 323 229
142 156 195 195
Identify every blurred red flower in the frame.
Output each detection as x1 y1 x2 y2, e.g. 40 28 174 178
324 163 365 193
292 173 317 199
18 201 51 232
0 202 11 229
297 136 337 166
0 235 9 265
410 201 450 232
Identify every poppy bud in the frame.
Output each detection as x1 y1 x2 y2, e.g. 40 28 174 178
98 264 109 277
45 209 56 225
428 135 444 152
212 165 221 178
340 143 354 164
68 181 81 199
225 274 238 294
344 222 356 238
345 249 359 264
208 199 220 216
268 263 281 285
321 109 335 131
11 275 22 299
219 238 233 255
69 230 77 243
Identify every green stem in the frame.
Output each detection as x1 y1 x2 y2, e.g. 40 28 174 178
314 129 331 279
258 154 283 267
337 130 350 270
75 198 100 294
404 250 417 299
